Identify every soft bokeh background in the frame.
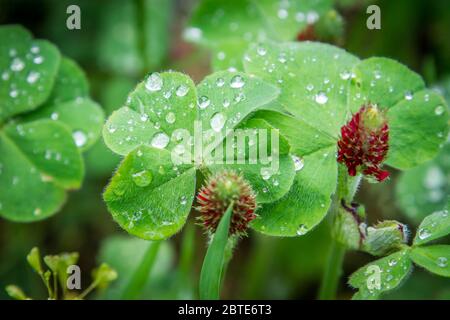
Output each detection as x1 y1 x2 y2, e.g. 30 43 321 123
0 0 449 299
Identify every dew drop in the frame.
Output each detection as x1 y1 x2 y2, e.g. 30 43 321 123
223 98 231 108
72 130 87 147
434 105 445 116
26 71 40 84
216 77 225 87
176 84 189 97
340 70 351 80
388 259 397 267
210 112 225 132
437 257 448 268
11 57 25 71
257 45 267 56
145 73 163 92
296 224 308 236
151 132 170 149
315 91 328 104
260 168 272 180
198 96 210 109
33 208 42 216
418 228 431 240
291 155 304 171
166 112 176 124
180 195 187 205
9 89 18 98
278 8 288 19
230 74 245 88
33 56 44 64
404 91 413 100
132 170 153 187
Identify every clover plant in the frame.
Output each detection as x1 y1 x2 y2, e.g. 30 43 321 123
0 25 104 222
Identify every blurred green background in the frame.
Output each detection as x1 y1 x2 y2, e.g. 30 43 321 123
0 0 449 300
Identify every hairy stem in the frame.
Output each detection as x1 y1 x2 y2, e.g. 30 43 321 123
318 165 361 300
318 236 346 300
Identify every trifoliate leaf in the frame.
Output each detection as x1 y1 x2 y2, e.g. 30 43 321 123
103 71 284 239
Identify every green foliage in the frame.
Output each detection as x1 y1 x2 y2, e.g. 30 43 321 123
243 41 449 236
97 235 175 299
102 70 292 240
186 0 342 70
396 79 450 223
349 200 450 299
199 203 233 300
97 0 173 75
0 25 104 222
6 247 117 300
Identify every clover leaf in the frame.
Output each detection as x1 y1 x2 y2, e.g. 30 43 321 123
102 70 297 240
186 0 341 70
242 41 449 236
0 25 104 222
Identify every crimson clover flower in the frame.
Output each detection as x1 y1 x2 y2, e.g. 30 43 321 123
337 104 390 182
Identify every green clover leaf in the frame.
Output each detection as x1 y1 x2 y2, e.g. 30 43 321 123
186 0 340 70
0 25 104 222
103 70 296 240
242 41 449 236
349 250 413 300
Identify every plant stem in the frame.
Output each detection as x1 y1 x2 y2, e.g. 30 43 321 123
318 165 361 300
122 241 161 299
318 236 346 300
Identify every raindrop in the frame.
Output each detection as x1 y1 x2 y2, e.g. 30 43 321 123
295 12 305 22
50 112 59 120
296 224 308 236
437 257 448 268
257 45 267 56
260 168 272 180
315 91 328 104
151 132 170 149
216 77 225 87
26 71 40 84
223 98 230 108
33 56 44 64
145 73 163 92
166 112 176 124
278 9 288 19
306 84 314 91
2 71 9 81
230 75 245 88
340 70 351 80
180 195 187 205
434 105 445 116
418 228 431 240
33 208 42 216
9 89 18 98
291 155 304 171
388 259 397 267
198 96 210 109
11 57 25 71
73 130 87 147
404 91 413 100
210 112 225 132
132 170 153 187
176 84 189 97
